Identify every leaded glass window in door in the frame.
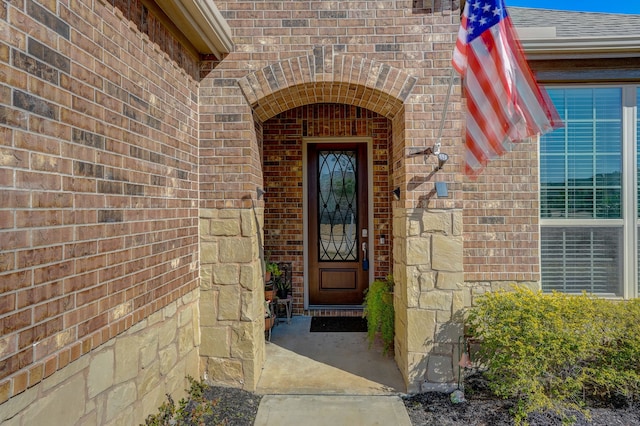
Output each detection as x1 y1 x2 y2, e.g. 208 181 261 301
317 150 358 261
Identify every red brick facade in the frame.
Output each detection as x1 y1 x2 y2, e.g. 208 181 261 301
0 0 200 402
462 142 540 283
0 0 545 411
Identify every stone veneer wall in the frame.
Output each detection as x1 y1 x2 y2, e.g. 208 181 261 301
392 201 541 393
393 208 465 393
198 208 265 391
0 290 200 425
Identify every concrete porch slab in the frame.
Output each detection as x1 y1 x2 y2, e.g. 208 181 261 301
256 316 405 395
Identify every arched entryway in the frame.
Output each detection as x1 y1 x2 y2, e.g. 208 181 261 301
235 51 416 391
199 47 465 394
236 49 416 310
261 104 392 315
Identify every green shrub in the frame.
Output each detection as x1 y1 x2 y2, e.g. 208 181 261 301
363 275 394 355
584 298 640 401
466 287 640 424
144 377 212 426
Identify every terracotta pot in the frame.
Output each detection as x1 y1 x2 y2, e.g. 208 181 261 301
264 316 275 331
264 288 275 300
265 271 271 283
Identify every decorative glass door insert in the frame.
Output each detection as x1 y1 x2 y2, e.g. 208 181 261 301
317 150 358 262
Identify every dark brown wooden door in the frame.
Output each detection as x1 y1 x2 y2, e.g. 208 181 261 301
308 142 369 305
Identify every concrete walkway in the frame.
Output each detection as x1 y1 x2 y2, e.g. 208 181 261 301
254 394 411 426
253 316 412 425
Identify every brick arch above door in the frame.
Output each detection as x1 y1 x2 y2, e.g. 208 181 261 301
236 48 418 122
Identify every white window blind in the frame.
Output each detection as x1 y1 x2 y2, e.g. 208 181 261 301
541 227 623 295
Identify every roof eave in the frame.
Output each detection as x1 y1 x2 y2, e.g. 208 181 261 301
520 36 640 60
155 0 234 58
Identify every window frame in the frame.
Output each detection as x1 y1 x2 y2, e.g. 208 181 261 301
540 84 637 298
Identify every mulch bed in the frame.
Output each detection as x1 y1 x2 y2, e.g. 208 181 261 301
156 378 640 425
202 386 262 426
403 374 640 425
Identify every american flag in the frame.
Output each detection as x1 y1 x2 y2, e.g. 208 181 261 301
452 0 562 177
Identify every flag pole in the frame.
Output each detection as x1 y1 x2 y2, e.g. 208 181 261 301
433 67 456 156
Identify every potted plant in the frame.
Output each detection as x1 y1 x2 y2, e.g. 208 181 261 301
362 274 394 355
264 252 278 300
265 261 280 283
264 282 275 301
264 251 280 283
264 262 281 301
274 272 291 299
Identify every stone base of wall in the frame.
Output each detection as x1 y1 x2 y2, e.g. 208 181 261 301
199 208 265 391
393 207 465 393
0 290 201 426
392 205 542 393
466 280 541 302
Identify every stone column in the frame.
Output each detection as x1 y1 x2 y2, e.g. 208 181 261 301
393 207 466 393
199 207 265 391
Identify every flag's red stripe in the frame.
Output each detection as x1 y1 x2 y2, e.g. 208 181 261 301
466 86 507 158
483 28 526 140
467 56 511 138
466 35 520 158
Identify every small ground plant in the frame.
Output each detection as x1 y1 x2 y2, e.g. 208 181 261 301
363 275 394 355
144 377 262 426
466 287 640 424
144 377 212 426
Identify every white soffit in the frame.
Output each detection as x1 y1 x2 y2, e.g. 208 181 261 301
517 27 640 60
156 0 233 58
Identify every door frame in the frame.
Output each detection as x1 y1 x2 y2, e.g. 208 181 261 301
302 137 374 309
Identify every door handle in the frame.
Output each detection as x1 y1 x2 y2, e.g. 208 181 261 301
362 242 369 271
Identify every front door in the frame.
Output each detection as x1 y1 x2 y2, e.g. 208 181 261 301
308 142 369 305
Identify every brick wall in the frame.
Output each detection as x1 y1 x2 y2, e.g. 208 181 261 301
0 0 200 405
263 104 392 314
462 141 540 283
201 0 464 211
197 0 539 390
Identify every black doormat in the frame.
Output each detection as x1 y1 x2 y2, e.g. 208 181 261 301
310 316 367 332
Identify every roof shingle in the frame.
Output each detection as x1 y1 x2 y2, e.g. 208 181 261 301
509 7 640 38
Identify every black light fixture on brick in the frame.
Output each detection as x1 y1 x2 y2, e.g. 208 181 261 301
437 152 449 170
408 142 449 172
392 187 401 201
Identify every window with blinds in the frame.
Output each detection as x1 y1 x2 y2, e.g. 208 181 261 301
541 227 623 295
540 87 625 296
541 88 622 220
